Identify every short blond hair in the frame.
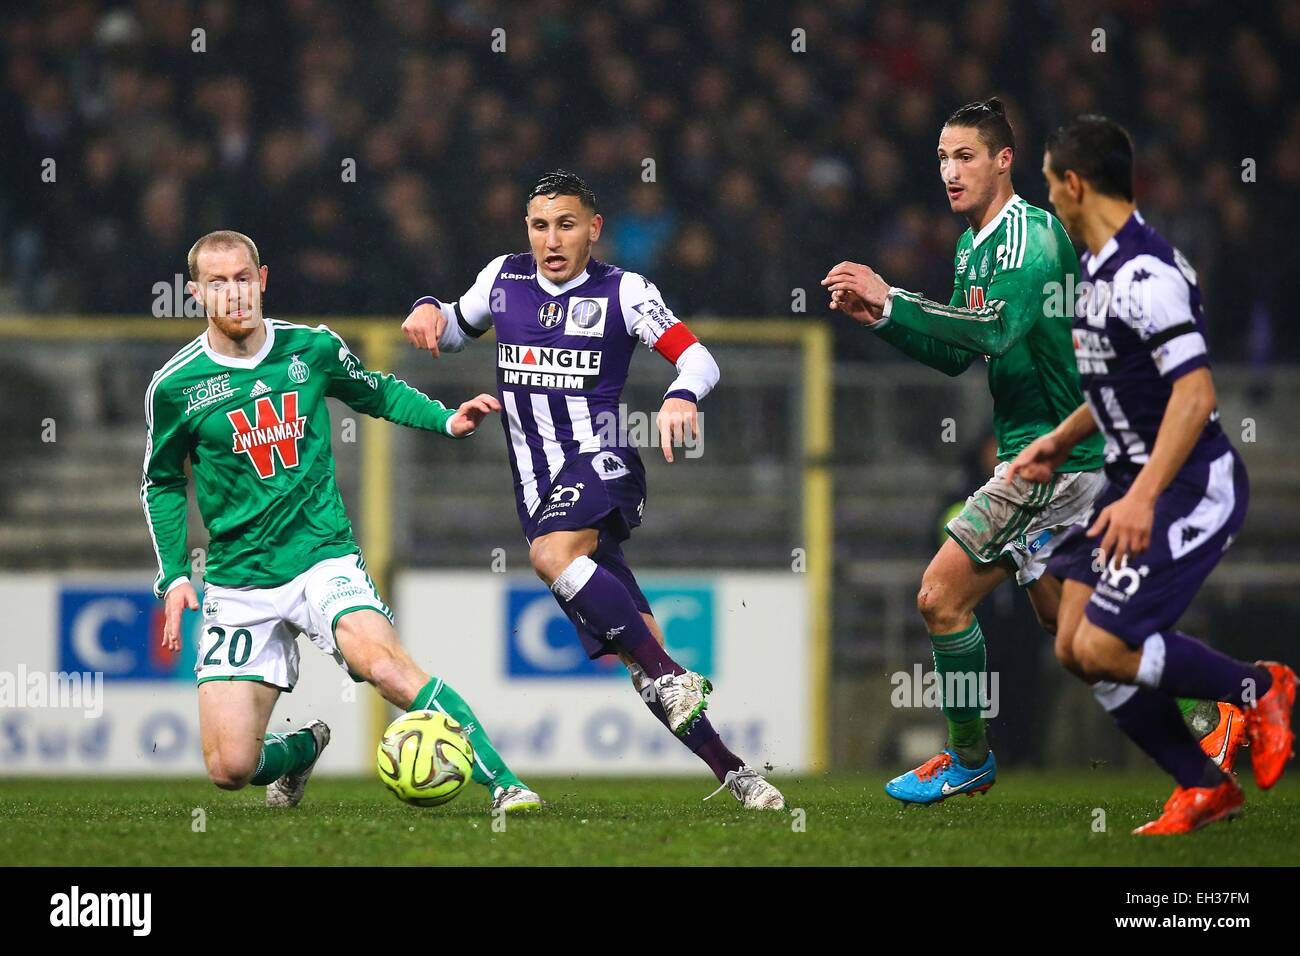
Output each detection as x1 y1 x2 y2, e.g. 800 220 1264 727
188 230 260 280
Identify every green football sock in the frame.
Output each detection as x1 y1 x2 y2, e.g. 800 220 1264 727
250 728 318 786
411 677 523 792
930 619 989 768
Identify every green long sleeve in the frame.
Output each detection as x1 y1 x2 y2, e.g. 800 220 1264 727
323 337 460 438
872 285 978 376
880 244 1052 358
141 382 193 598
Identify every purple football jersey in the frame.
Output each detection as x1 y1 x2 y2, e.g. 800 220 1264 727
1073 211 1232 482
450 253 694 524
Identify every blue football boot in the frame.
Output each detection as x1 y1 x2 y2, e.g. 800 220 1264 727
885 749 996 804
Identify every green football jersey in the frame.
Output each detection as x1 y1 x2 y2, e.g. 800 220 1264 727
143 318 459 597
873 194 1104 472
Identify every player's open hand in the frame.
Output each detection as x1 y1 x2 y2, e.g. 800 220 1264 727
447 393 501 437
402 301 447 358
162 582 198 653
657 397 699 463
822 261 891 323
1006 433 1068 484
1087 490 1155 568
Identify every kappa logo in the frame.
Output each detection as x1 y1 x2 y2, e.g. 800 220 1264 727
593 451 630 481
227 391 307 479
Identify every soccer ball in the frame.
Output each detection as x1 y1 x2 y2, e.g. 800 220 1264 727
376 710 474 807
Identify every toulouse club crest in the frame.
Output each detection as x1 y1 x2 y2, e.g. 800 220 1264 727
538 301 564 328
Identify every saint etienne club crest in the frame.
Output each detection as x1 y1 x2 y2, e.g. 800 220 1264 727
538 301 564 328
288 354 310 384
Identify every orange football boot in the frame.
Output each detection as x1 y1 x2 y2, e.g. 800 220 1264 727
1245 661 1297 789
1133 777 1244 835
1199 702 1247 772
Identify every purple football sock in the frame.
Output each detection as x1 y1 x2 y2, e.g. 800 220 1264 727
552 557 684 679
630 666 744 782
1095 682 1221 789
688 720 747 782
1137 631 1271 707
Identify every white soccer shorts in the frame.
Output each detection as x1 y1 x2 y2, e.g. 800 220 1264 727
195 553 393 690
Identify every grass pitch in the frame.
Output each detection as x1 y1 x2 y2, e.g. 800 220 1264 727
2 771 1297 866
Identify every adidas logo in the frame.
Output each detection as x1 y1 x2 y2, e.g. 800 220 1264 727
250 380 271 397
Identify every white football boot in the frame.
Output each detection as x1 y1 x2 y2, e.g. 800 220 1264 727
704 766 786 810
265 719 330 808
491 784 543 813
652 671 713 736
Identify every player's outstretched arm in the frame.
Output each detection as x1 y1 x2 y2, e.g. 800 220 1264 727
824 265 977 376
320 326 476 439
825 258 1042 358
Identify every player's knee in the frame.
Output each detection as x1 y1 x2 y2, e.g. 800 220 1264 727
365 649 411 700
916 583 960 632
1073 631 1117 681
1054 630 1084 677
529 535 578 583
206 753 256 791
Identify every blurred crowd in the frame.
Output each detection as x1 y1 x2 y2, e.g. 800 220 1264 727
3 0 1299 360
